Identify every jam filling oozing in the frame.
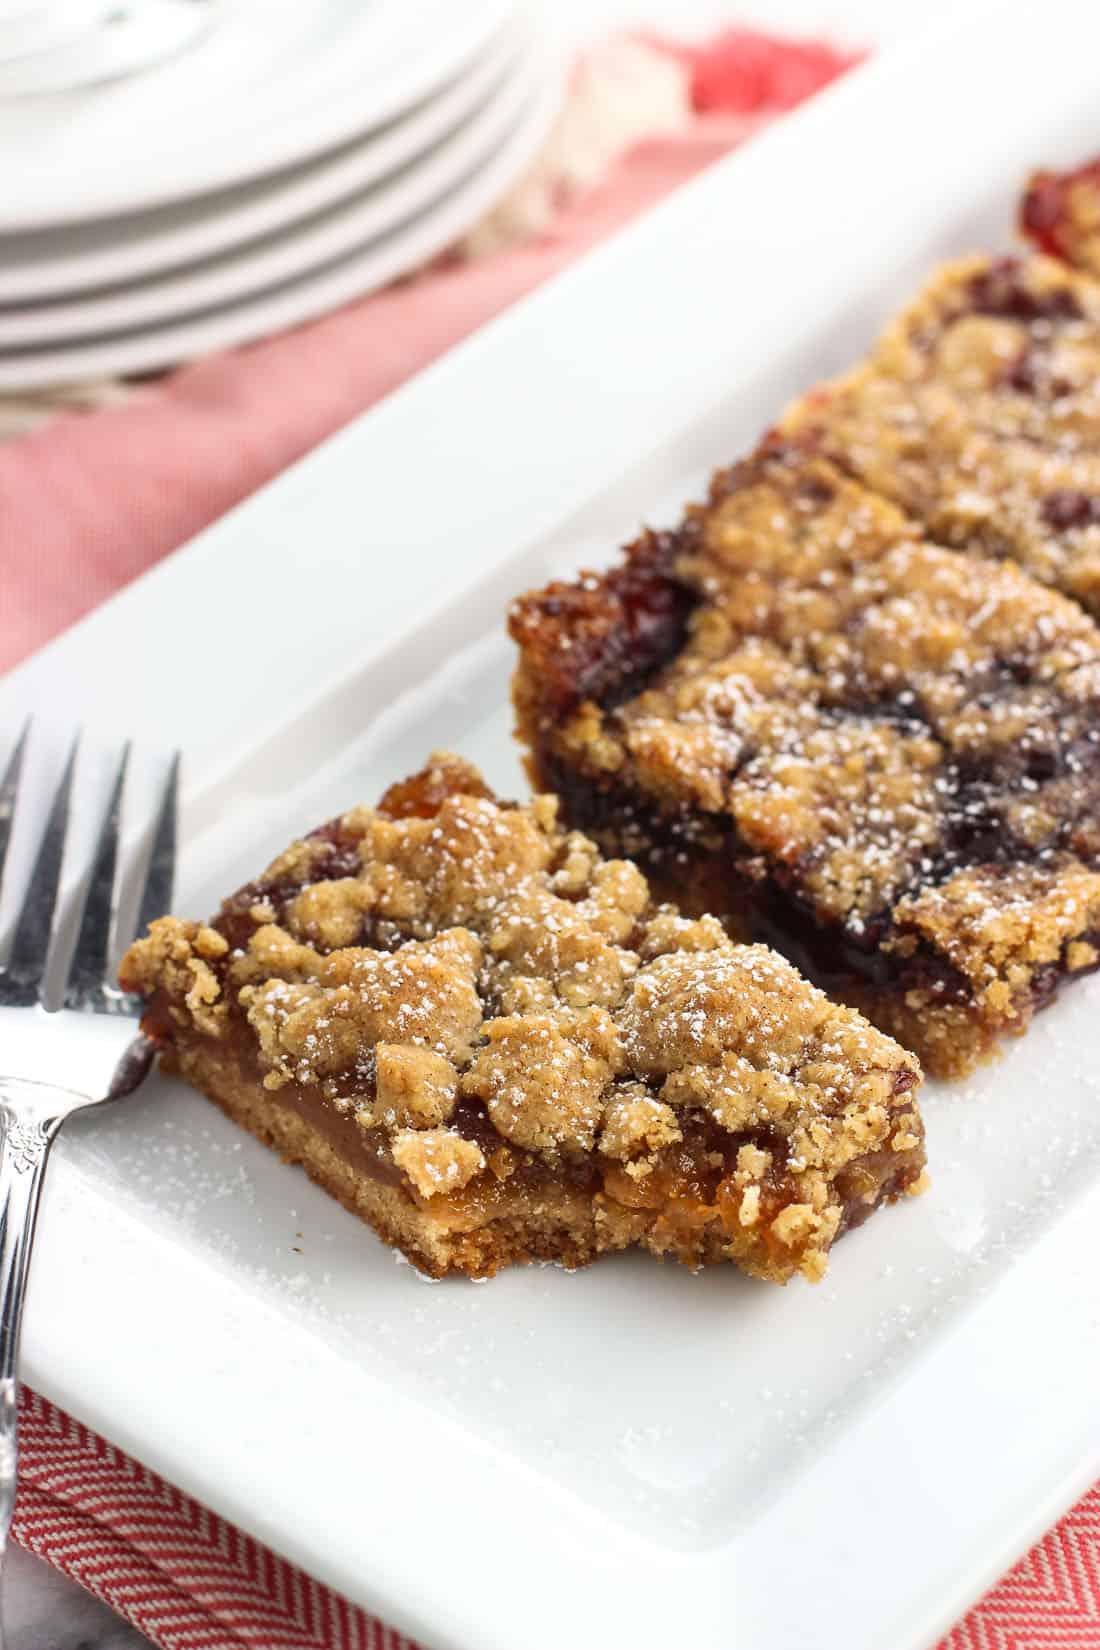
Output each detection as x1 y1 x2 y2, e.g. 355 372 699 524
1020 159 1100 265
534 748 1093 1019
508 528 699 721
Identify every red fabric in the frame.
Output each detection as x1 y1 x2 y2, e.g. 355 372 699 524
940 1489 1100 1650
3 29 1097 1650
14 1389 415 1649
13 1387 1100 1649
655 26 861 113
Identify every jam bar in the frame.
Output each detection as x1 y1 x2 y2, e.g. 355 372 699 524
120 754 924 1283
510 446 1100 1077
782 252 1100 618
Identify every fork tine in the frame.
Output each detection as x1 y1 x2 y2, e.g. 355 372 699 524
63 743 130 1010
131 750 179 944
3 735 78 1002
0 721 30 897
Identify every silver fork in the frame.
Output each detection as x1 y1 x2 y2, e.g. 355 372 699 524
0 725 178 1649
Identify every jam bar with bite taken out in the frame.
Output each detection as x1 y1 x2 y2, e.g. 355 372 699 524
121 754 925 1283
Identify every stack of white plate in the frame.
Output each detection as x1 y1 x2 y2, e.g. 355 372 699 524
0 1 560 391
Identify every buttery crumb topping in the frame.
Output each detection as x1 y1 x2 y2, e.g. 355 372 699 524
784 252 1100 617
121 755 924 1283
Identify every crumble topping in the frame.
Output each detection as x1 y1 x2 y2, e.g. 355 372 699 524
391 1128 485 1199
122 755 923 1282
598 1088 682 1176
783 253 1100 616
463 1008 623 1156
373 1044 459 1130
238 928 484 1090
888 859 1100 1014
123 917 229 1037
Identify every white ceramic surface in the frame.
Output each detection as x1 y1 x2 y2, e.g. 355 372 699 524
0 50 562 389
0 1 213 98
0 0 108 65
0 0 513 229
3 4 1100 1648
0 17 523 303
0 32 544 348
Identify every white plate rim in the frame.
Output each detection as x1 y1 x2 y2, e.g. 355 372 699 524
0 0 107 65
0 0 514 231
0 49 563 390
0 31 545 347
4 5 1100 1649
0 15 525 302
0 0 214 99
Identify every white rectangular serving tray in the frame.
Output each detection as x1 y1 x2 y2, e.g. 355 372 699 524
4 4 1100 1645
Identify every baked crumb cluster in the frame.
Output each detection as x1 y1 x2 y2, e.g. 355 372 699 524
1022 158 1100 281
122 755 924 1282
783 253 1100 616
510 446 1100 1074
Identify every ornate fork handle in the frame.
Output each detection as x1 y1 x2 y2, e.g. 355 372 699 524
0 724 177 1646
0 1079 82 1646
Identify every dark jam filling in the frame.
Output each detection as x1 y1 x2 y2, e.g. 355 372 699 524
508 527 699 721
750 885 959 1001
1020 160 1100 266
966 256 1084 324
376 758 496 821
1041 490 1100 531
213 818 366 952
540 751 975 1005
834 1122 921 1234
542 750 1100 1039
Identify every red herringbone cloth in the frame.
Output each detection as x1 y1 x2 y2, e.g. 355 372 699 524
13 1391 409 1649
5 27 1100 1650
13 1389 1100 1650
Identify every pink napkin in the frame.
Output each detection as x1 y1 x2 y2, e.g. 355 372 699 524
5 29 1099 1650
